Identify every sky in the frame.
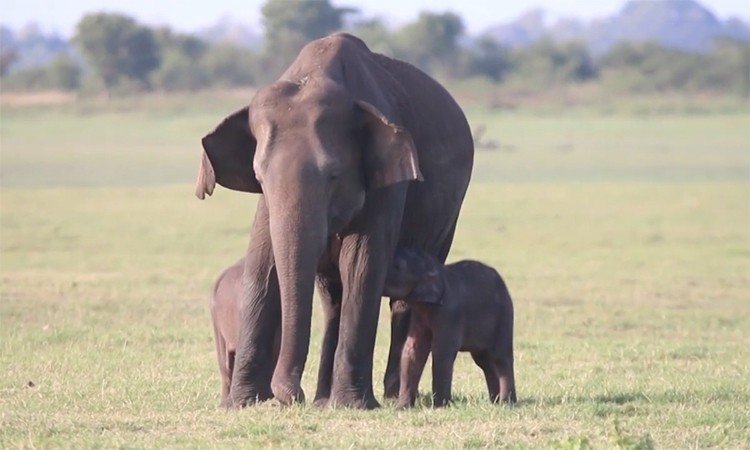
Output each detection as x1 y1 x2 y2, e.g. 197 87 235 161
3 0 749 37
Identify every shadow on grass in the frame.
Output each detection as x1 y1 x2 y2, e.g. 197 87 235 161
522 387 747 408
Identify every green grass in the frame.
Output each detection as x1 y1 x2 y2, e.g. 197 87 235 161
1 94 747 187
1 93 749 447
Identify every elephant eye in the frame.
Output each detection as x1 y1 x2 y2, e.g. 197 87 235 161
326 167 341 182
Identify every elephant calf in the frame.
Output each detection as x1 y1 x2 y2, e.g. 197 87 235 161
210 259 279 406
383 247 517 408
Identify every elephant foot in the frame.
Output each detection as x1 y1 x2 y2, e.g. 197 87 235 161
227 388 274 408
329 390 380 409
431 397 451 408
383 377 400 399
271 377 305 405
312 396 329 408
497 392 517 406
395 399 412 410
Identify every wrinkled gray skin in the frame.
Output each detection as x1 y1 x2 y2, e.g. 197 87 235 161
383 247 516 409
210 259 280 406
195 33 473 408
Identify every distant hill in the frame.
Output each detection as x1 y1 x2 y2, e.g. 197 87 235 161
196 17 261 49
486 0 750 54
0 17 261 75
0 24 70 72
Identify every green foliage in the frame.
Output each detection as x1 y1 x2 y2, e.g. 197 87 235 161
262 0 351 44
46 54 82 90
199 43 258 87
1 54 80 91
349 18 395 56
151 50 208 91
74 13 160 93
153 27 207 61
465 36 513 81
600 40 749 96
0 47 18 76
150 28 209 91
259 0 353 79
393 11 465 75
511 38 596 85
693 38 749 96
3 7 748 97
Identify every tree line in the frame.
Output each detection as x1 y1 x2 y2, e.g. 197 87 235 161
1 0 747 97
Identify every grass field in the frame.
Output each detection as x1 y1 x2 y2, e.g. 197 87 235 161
1 93 749 448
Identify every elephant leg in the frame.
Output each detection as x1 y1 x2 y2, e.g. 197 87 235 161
471 351 500 403
494 308 516 404
396 318 431 409
431 332 459 408
494 355 517 404
313 273 342 406
384 299 410 399
330 186 407 409
212 321 231 407
229 198 281 407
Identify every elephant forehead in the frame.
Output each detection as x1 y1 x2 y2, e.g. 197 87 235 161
252 78 352 119
252 105 354 151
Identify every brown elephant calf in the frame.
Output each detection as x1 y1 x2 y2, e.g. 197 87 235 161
383 247 517 408
210 259 279 406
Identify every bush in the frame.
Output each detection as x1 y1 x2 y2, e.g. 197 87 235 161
599 40 748 96
199 44 259 87
511 39 596 86
465 36 513 82
151 49 209 91
74 13 160 93
1 54 80 91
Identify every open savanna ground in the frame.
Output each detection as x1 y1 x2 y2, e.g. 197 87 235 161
1 93 748 448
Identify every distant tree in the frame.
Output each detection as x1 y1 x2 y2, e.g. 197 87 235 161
200 43 258 87
600 39 749 96
348 18 394 56
260 0 354 79
513 39 595 85
152 50 209 91
74 13 160 94
706 38 749 97
393 11 464 75
45 54 81 90
0 47 18 76
600 42 697 92
1 66 47 90
153 27 207 60
151 27 209 91
467 36 513 82
1 54 80 91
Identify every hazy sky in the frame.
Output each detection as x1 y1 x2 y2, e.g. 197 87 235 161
4 0 749 36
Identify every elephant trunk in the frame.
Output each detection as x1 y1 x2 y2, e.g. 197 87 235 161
266 188 327 404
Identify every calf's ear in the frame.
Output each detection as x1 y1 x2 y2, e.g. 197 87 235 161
410 270 445 305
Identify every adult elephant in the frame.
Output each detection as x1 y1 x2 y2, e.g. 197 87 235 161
195 33 473 409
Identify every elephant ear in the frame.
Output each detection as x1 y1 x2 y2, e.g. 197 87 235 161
410 268 445 305
195 106 261 199
356 100 423 189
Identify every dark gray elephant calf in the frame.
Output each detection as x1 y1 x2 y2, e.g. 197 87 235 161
383 247 517 408
210 259 279 406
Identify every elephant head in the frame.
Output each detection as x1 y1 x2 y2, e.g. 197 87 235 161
383 247 445 304
195 54 423 402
